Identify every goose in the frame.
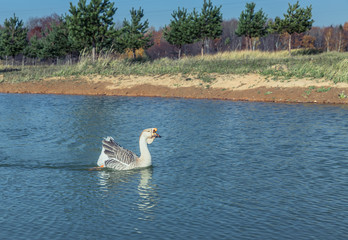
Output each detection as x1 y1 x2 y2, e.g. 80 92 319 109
96 128 161 170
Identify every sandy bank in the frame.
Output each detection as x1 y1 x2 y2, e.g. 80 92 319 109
1 74 348 104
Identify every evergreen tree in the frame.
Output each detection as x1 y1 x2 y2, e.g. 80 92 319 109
120 7 152 59
271 1 314 55
41 21 72 60
235 2 268 51
24 35 44 61
0 29 5 58
0 14 28 65
66 0 117 61
163 8 195 59
194 0 222 56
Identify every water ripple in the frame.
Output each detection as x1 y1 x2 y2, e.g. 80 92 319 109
0 95 348 239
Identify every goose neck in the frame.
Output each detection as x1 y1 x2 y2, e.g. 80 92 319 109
138 136 151 167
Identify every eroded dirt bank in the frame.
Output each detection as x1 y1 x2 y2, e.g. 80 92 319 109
1 74 348 104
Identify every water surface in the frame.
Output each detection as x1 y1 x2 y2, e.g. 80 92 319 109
0 94 347 239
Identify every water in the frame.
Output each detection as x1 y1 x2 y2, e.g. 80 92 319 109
0 93 348 240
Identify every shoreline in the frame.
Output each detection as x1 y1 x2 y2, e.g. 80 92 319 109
1 74 348 104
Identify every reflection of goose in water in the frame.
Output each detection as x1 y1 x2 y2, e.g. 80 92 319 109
137 168 157 217
97 128 161 170
97 167 152 189
97 167 157 217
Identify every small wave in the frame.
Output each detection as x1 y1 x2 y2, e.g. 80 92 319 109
0 162 95 171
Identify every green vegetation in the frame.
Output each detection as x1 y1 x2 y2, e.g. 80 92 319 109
338 91 347 99
0 14 27 65
0 0 344 66
1 51 347 84
164 0 222 58
235 2 268 51
270 1 314 55
316 87 331 92
197 72 215 83
303 85 334 97
304 90 311 97
193 0 223 56
66 0 117 61
120 7 152 59
163 8 196 59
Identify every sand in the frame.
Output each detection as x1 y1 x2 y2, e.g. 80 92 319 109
1 73 348 104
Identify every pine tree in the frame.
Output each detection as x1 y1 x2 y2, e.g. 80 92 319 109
271 1 314 55
66 0 117 61
194 0 222 56
235 2 268 51
41 21 72 60
120 7 152 59
163 8 195 59
24 35 44 61
0 14 28 65
0 30 5 58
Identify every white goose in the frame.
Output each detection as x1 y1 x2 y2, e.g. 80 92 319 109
97 128 161 170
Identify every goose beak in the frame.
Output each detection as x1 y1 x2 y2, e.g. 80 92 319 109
153 128 161 138
155 133 161 138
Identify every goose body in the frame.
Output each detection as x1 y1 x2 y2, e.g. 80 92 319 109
97 128 161 170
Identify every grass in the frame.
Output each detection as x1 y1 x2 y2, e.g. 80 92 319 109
0 50 347 83
316 87 331 92
338 91 347 99
197 72 215 83
304 85 333 97
304 90 312 96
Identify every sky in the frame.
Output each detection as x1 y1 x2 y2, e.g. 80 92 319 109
0 0 347 29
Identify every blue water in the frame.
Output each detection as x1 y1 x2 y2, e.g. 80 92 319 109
0 93 348 240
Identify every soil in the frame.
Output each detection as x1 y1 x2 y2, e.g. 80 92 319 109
1 74 348 104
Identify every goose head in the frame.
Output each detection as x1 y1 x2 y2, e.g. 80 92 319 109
140 128 161 144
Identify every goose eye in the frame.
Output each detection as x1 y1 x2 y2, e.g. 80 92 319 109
153 128 157 133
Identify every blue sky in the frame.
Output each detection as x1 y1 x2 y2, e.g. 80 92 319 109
0 0 347 29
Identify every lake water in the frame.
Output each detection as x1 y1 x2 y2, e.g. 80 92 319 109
0 93 348 240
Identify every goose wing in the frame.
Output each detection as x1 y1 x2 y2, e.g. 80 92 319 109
102 137 138 169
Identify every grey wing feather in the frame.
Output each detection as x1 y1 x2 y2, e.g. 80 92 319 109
104 159 133 170
102 137 138 168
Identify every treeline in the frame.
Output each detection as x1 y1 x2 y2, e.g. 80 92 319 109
0 0 347 65
150 18 348 59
